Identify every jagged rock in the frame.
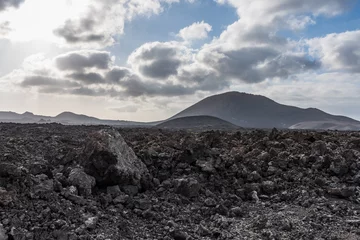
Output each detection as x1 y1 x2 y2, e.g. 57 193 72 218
33 179 54 197
80 129 148 186
113 194 129 204
248 171 261 182
0 224 7 240
196 159 216 173
122 185 139 196
251 191 260 202
330 158 349 176
68 168 96 196
85 217 98 230
267 166 278 175
171 229 189 240
269 128 279 140
29 163 52 177
204 198 217 207
107 185 122 197
230 207 245 217
311 141 328 155
63 191 86 205
174 178 200 198
197 224 212 236
0 163 21 178
354 172 360 185
328 187 355 199
9 227 30 240
0 187 13 206
261 181 276 195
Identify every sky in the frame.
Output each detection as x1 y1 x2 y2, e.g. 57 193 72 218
0 0 360 121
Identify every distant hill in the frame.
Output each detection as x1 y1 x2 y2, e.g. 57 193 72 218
55 112 101 124
0 111 156 126
171 92 360 130
156 115 239 130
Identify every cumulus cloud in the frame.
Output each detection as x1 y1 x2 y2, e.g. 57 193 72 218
105 67 134 84
9 0 359 103
55 51 112 72
177 63 228 91
15 49 200 98
21 75 80 88
178 21 212 41
216 0 354 20
210 0 355 53
197 46 320 83
307 30 360 73
120 78 195 97
54 19 106 44
0 0 25 11
53 0 192 47
67 72 105 85
128 41 191 79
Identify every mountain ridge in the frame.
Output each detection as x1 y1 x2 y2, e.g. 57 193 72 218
1 91 359 130
170 92 360 130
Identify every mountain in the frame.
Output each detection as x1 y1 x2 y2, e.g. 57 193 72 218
1 92 359 130
55 112 100 124
171 92 360 130
0 111 157 126
156 115 239 130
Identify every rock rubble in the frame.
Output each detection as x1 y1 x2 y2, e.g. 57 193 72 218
0 123 360 239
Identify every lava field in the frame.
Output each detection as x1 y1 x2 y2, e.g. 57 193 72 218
1 123 360 240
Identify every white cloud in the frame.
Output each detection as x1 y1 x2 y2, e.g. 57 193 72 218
0 0 196 48
178 21 212 41
286 15 315 30
128 41 192 80
307 30 360 72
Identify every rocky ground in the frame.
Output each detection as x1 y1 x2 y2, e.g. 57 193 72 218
1 123 360 240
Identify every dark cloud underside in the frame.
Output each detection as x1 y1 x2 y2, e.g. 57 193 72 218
56 51 111 71
0 0 25 11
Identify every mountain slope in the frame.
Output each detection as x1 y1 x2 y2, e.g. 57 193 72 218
171 92 360 129
156 115 239 130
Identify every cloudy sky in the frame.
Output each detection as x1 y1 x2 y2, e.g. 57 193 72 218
0 0 360 121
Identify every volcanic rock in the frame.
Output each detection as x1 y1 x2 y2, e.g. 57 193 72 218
84 216 98 230
2 124 360 239
80 129 148 186
0 224 6 240
68 167 96 196
171 229 189 240
107 185 122 197
0 187 13 206
174 178 200 198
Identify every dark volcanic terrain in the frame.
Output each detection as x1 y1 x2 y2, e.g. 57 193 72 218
157 116 239 130
1 124 360 239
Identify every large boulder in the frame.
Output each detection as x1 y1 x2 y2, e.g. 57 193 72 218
80 129 148 186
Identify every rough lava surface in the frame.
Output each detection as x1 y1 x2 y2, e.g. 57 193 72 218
0 123 360 239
